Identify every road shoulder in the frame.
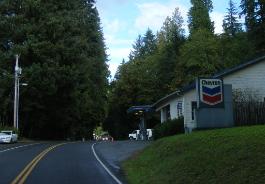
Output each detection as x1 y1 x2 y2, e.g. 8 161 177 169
93 140 151 183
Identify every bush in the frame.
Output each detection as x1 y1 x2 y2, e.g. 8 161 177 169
153 117 184 140
0 126 19 134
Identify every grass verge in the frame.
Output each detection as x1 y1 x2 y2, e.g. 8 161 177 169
123 125 265 184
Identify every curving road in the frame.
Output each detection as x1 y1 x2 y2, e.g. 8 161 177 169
0 142 120 184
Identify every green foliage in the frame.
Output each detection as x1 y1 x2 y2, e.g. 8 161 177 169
104 9 186 139
123 125 265 184
188 0 214 35
182 0 220 84
93 126 104 137
218 32 255 69
104 58 158 139
240 0 265 53
0 126 18 134
223 0 243 36
240 0 257 32
129 29 157 60
105 2 261 140
104 28 161 139
178 29 221 84
156 8 186 94
153 117 184 140
0 0 108 139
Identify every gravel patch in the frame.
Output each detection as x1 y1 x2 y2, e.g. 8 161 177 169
94 140 151 171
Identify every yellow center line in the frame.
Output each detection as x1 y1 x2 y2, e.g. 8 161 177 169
11 142 70 184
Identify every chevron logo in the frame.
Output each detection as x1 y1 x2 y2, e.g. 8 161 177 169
200 79 223 106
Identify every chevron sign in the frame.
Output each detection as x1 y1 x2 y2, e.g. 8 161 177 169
199 78 223 106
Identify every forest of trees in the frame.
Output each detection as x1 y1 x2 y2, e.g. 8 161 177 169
0 0 264 140
0 0 108 139
104 0 265 139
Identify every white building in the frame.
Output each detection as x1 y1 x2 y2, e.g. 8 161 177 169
153 55 265 130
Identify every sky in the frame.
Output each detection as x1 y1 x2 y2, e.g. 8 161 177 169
95 0 242 78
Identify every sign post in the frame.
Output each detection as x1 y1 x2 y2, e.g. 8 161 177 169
198 78 224 108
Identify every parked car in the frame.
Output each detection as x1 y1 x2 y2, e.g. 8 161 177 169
0 130 18 143
129 129 153 140
101 133 113 141
129 130 140 140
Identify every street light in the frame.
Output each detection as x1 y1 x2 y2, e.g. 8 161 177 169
13 55 22 129
16 82 28 130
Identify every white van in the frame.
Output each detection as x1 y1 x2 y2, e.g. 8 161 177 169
129 129 153 140
129 130 140 140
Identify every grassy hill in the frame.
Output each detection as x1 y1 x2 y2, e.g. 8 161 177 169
123 126 265 184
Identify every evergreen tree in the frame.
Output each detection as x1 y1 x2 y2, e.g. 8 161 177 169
220 0 254 69
129 35 144 60
188 0 214 35
158 8 185 48
155 8 185 93
129 29 156 60
179 0 219 85
218 32 255 69
0 0 108 139
223 0 243 36
179 29 221 84
240 0 256 32
240 0 265 52
104 28 159 139
142 28 157 56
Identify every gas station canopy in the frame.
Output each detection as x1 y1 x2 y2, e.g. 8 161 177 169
127 105 154 114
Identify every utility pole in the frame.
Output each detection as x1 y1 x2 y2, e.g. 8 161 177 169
13 55 21 129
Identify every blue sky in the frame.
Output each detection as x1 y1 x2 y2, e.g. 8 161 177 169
95 0 242 78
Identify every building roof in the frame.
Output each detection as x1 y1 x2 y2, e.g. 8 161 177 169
152 90 181 109
127 105 154 114
153 55 265 109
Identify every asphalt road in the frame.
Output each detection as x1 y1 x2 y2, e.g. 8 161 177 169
0 142 120 184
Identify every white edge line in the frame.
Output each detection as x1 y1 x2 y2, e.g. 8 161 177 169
0 143 42 153
92 143 123 184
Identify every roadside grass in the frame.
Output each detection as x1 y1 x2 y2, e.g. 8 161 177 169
122 125 265 184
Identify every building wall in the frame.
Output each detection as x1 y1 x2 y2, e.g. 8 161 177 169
157 60 265 125
183 90 197 128
156 96 183 123
158 103 169 123
170 97 183 120
223 61 265 101
160 109 165 123
196 85 234 128
183 60 265 128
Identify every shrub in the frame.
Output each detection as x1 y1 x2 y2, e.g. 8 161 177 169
153 117 184 140
0 126 19 134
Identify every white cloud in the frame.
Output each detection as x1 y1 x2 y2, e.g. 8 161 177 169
108 48 131 60
134 1 227 35
107 47 131 77
104 19 122 34
134 0 188 33
105 34 133 47
211 12 225 34
135 2 173 31
108 62 121 78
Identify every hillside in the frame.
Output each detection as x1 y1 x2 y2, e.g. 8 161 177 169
123 126 265 184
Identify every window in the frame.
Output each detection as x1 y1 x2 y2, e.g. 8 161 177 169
166 105 171 121
162 105 171 121
177 101 183 117
191 101 197 120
